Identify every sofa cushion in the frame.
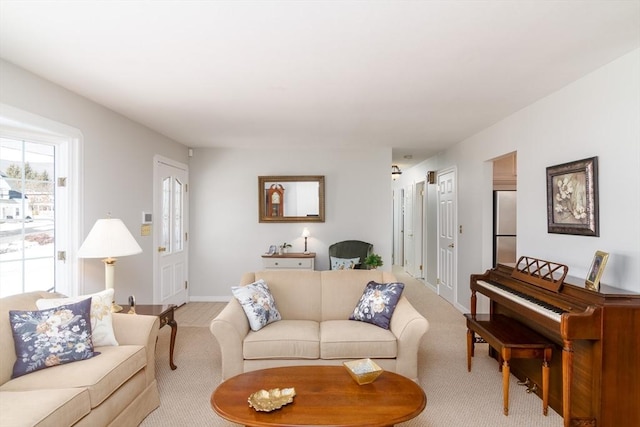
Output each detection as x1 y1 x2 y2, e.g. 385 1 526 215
243 320 320 359
232 279 282 331
254 271 323 321
320 320 397 359
1 345 146 408
320 270 398 321
349 281 405 329
330 256 360 270
0 388 91 427
9 298 98 378
1 291 68 385
36 289 118 346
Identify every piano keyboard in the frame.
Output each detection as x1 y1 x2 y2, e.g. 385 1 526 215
477 280 565 322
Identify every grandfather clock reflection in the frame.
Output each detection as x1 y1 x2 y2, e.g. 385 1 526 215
267 184 285 217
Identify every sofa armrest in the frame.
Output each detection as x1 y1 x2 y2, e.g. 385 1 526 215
389 297 429 381
209 299 250 381
112 313 159 386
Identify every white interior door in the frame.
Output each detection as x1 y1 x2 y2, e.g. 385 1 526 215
403 184 414 274
154 157 188 306
437 169 456 304
415 181 425 279
393 188 404 265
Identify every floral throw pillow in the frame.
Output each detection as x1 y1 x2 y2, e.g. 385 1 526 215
36 289 118 346
9 297 98 378
349 281 405 329
231 279 282 331
330 256 360 270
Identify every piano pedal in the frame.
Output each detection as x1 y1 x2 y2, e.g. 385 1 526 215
517 378 539 394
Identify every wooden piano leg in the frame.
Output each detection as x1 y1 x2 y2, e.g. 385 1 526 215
542 348 551 416
502 348 511 416
466 328 474 372
562 340 574 427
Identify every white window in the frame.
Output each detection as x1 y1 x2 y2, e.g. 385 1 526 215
0 104 81 297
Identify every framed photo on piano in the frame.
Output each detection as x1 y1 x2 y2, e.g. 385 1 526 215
586 250 608 291
546 156 599 236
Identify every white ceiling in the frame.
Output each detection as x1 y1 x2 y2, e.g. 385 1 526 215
1 1 638 170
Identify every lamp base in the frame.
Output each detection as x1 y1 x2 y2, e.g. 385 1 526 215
111 302 123 313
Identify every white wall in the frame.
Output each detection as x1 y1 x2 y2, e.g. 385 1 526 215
394 48 640 310
0 59 189 303
188 147 392 300
5 45 636 307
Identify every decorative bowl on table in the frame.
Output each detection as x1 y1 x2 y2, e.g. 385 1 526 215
248 387 296 412
343 358 384 385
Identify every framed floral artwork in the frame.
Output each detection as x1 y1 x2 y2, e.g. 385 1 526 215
546 156 599 236
585 250 609 291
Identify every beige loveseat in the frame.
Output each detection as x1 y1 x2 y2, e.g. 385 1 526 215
0 291 160 427
210 270 429 382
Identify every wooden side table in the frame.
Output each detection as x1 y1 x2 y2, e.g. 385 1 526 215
121 304 178 370
261 252 316 270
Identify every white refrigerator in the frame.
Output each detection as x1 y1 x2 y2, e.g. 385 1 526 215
494 191 517 266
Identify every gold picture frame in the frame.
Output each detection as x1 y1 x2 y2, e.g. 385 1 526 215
585 250 609 291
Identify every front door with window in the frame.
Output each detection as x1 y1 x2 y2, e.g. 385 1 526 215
154 157 188 306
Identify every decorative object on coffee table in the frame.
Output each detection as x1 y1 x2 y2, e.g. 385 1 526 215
248 388 296 412
344 358 383 385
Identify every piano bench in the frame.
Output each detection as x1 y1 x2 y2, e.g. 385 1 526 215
464 313 553 416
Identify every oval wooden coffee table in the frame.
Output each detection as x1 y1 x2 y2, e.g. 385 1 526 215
211 365 426 427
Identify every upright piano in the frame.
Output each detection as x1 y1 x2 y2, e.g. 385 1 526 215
470 256 640 427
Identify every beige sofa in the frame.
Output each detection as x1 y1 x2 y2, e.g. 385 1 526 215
210 270 429 382
0 291 160 427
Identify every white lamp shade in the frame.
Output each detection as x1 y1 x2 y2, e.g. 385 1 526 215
78 218 142 258
302 227 311 238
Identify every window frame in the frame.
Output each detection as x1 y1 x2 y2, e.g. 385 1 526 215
1 103 82 297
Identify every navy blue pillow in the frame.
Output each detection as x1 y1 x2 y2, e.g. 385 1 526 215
349 281 405 329
9 297 98 378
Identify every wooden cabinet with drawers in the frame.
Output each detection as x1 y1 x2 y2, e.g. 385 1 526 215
261 252 316 270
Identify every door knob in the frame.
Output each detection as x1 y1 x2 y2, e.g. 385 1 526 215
448 243 455 248
158 246 167 252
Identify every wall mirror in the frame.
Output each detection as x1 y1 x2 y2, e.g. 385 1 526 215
259 175 325 223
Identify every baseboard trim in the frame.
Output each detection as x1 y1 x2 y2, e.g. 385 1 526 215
188 296 232 303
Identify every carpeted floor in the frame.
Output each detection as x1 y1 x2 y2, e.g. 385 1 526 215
141 268 564 426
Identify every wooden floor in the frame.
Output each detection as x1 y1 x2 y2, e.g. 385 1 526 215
174 301 226 327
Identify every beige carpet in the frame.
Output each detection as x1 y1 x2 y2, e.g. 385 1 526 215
141 268 564 426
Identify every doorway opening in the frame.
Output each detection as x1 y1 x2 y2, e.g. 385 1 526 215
492 152 517 266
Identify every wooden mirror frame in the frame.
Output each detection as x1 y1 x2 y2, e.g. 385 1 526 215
258 175 325 223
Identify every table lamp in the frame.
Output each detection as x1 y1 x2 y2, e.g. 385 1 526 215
78 217 142 312
302 227 311 254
